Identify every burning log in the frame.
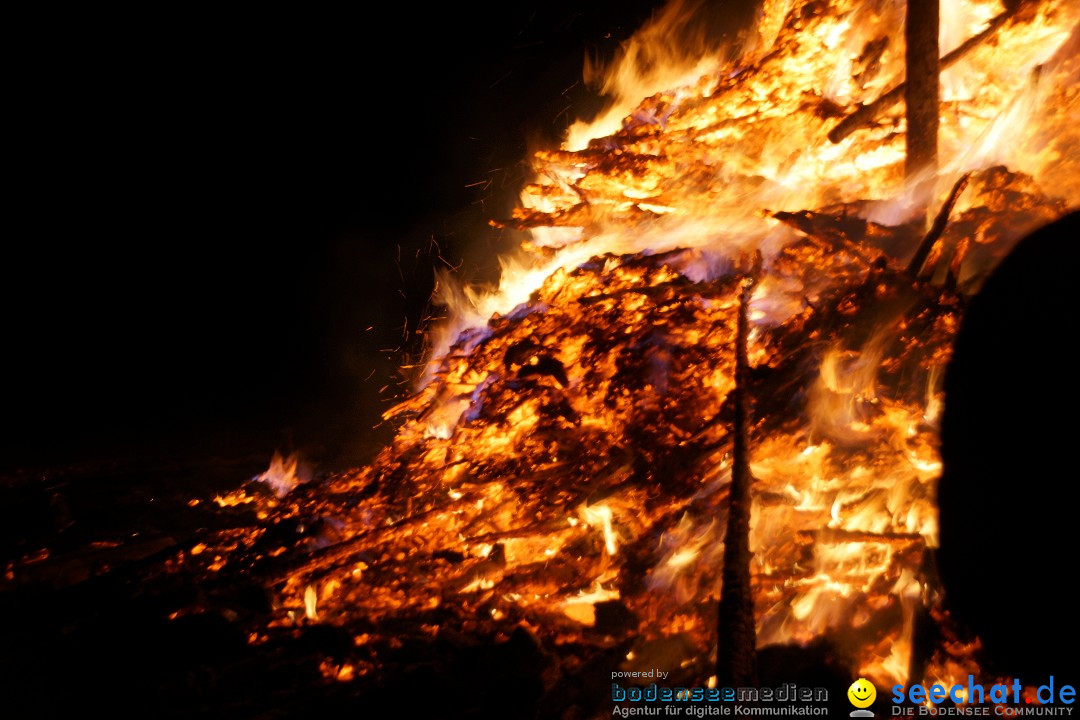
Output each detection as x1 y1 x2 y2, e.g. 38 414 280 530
904 0 940 183
795 529 925 545
907 172 973 277
717 257 761 687
943 237 971 290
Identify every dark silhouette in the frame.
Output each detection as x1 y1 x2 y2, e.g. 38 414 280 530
939 211 1079 677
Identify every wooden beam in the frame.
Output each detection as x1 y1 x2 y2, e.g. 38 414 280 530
905 0 941 181
717 256 761 687
906 172 971 276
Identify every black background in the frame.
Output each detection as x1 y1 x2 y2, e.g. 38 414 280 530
5 1 718 473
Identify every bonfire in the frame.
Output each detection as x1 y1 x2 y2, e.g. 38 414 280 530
54 0 1080 716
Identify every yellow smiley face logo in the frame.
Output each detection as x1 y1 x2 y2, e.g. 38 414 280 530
848 678 877 708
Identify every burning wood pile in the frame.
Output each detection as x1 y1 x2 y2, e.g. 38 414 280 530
33 0 1074 715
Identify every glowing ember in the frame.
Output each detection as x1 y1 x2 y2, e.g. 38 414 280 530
304 584 319 620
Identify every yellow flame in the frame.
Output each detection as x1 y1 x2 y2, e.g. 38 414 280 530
254 451 307 498
580 504 619 556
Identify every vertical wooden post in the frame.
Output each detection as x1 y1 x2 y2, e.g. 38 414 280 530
717 260 760 687
905 0 940 184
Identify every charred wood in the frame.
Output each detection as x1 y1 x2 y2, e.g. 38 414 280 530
717 256 762 687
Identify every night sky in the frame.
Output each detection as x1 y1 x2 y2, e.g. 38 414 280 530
8 2 752 472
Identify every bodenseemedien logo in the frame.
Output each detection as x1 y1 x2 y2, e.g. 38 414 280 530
611 681 830 715
849 678 878 718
